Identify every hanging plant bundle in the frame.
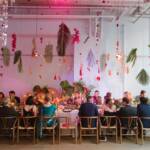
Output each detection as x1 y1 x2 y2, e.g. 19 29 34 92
57 23 71 56
1 47 10 66
136 69 149 85
18 58 23 73
13 50 23 73
14 50 21 64
44 44 53 63
126 48 137 67
100 54 107 71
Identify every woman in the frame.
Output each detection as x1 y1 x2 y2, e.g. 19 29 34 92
0 92 5 106
37 97 57 138
24 96 37 116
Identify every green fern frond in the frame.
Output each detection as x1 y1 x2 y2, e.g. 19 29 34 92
136 69 149 85
126 48 137 67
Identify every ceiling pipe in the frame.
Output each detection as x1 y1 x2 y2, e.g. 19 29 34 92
8 14 115 20
132 4 150 23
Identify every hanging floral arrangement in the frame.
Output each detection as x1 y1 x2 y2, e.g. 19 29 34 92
12 33 16 51
72 28 80 44
136 69 149 85
57 23 71 56
14 50 23 73
1 47 10 66
126 48 137 67
44 44 53 63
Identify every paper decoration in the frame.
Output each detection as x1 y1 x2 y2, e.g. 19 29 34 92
53 74 61 81
12 33 16 51
40 37 43 44
83 36 89 44
96 66 101 81
95 18 101 45
86 49 96 68
108 70 112 76
72 28 80 44
32 38 39 57
44 44 53 63
79 64 83 80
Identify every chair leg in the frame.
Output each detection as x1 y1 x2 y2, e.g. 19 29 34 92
17 129 19 144
141 129 144 145
80 129 82 144
58 128 60 144
96 129 99 144
12 129 15 144
52 129 55 144
136 129 138 144
120 129 122 144
33 129 36 144
116 128 118 143
75 128 77 144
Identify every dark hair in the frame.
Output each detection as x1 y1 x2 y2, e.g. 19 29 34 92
0 92 5 98
87 96 92 102
33 85 41 93
9 90 15 94
95 90 99 93
140 97 148 104
140 90 146 95
122 97 130 104
26 96 34 105
105 98 112 104
44 96 51 103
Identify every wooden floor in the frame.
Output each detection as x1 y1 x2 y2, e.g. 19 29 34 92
0 137 150 150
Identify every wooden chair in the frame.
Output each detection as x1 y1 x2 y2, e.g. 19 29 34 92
99 116 118 143
40 116 57 144
79 116 99 144
58 116 78 144
0 116 17 144
17 116 37 144
139 117 150 144
118 116 138 144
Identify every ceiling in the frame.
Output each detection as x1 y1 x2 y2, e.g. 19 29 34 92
1 0 150 21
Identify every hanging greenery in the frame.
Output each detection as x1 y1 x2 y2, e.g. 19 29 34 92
44 44 53 63
136 69 149 85
14 50 21 64
1 47 10 66
126 48 137 67
60 80 74 96
57 23 71 56
18 57 23 73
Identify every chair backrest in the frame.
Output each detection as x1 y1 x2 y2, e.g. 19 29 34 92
100 116 117 127
79 116 98 128
18 116 37 128
118 116 138 129
139 117 150 128
0 117 17 129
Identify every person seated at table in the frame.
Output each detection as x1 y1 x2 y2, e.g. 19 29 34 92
9 90 21 105
78 96 99 127
123 91 133 105
41 96 57 117
23 96 37 116
92 90 102 105
36 97 57 138
103 98 116 116
104 92 112 103
116 97 137 127
0 92 5 107
0 101 19 117
137 97 150 128
135 90 147 104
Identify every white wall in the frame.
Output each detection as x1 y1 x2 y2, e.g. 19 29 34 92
0 16 150 98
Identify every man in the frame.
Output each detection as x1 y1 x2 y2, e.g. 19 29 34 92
0 101 19 117
137 97 150 128
117 97 137 127
78 96 99 127
9 90 20 105
135 90 147 104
